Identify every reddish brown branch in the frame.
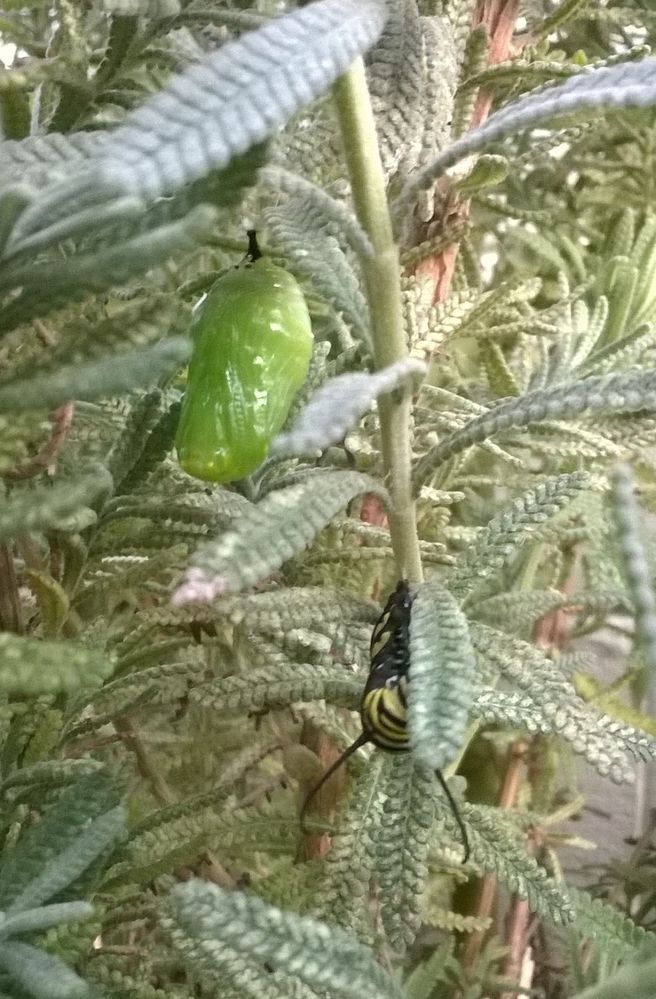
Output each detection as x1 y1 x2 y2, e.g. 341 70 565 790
471 0 523 129
413 0 522 306
296 720 349 862
462 739 528 970
3 402 74 481
0 543 23 634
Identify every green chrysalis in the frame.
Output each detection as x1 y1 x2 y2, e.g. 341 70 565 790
176 232 313 483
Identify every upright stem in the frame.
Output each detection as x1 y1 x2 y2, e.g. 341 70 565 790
332 60 422 583
0 544 22 634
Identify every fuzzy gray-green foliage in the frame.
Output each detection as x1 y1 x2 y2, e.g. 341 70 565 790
167 879 403 999
0 772 124 999
174 471 388 600
1 1 656 997
408 581 475 770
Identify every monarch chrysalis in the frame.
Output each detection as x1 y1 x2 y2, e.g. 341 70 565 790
301 580 470 862
175 231 313 483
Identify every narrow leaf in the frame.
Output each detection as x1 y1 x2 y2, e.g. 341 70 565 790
173 471 386 602
612 463 656 673
168 880 404 999
8 807 124 913
460 803 574 925
0 901 93 938
98 0 388 199
11 0 388 245
0 940 90 999
449 471 592 600
408 582 475 770
0 466 112 542
414 368 656 488
0 633 114 694
0 340 190 413
1 206 218 328
271 359 426 457
260 165 373 259
400 55 656 208
0 772 120 910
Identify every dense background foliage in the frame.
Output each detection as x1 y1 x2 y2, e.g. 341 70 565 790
3 0 656 996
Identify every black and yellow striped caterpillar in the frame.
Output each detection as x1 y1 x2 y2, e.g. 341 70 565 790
301 580 469 861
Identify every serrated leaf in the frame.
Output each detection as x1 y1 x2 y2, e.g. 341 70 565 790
0 131 101 190
272 359 425 457
8 807 124 914
1 207 219 328
612 463 656 672
173 471 387 601
414 369 656 488
0 633 114 694
449 471 592 601
375 755 435 952
0 340 190 414
461 803 574 926
401 55 656 207
408 582 475 770
167 880 404 999
263 194 370 345
0 466 112 542
0 772 121 909
566 884 655 964
10 0 388 248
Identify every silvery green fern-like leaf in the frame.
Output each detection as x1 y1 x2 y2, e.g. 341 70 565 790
367 0 424 176
0 633 114 695
414 368 656 488
0 340 190 414
1 205 218 326
167 879 404 999
174 471 387 601
566 885 655 965
400 54 656 208
189 664 360 715
0 901 93 938
0 131 102 190
408 581 475 770
9 0 388 248
458 803 574 925
263 194 370 344
7 807 124 914
259 166 373 259
272 359 426 458
612 463 656 673
0 466 112 542
471 624 656 782
0 939 92 999
449 471 592 601
375 755 435 953
0 772 121 910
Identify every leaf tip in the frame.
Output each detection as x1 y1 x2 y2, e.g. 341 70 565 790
171 568 227 606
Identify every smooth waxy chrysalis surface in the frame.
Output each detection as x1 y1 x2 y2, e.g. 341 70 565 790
176 257 313 483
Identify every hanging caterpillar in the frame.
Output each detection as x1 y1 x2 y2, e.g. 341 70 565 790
301 580 470 862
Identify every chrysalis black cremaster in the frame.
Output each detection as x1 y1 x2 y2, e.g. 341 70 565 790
301 580 469 861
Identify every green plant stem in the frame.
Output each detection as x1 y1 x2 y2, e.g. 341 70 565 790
332 59 422 584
